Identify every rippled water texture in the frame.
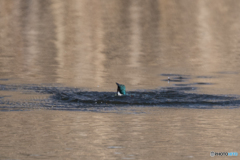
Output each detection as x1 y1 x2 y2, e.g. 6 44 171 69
1 0 240 159
1 0 240 94
1 80 240 112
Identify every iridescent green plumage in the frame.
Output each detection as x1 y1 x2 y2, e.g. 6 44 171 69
116 82 126 96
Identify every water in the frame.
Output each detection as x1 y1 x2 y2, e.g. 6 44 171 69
1 81 240 112
1 0 240 159
1 109 240 160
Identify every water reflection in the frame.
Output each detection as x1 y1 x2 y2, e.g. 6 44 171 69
1 0 240 94
1 1 240 160
0 109 239 159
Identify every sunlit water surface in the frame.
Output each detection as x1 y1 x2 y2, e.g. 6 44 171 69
1 109 240 160
1 0 240 159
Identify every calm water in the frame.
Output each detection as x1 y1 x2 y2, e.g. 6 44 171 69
1 0 240 159
1 109 240 160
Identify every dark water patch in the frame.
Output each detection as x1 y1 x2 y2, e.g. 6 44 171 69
196 76 215 79
163 79 187 82
0 84 20 91
32 88 240 108
174 83 214 86
194 82 214 85
0 84 240 111
164 86 197 91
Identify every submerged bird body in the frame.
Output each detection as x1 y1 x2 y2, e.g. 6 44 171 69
116 82 126 96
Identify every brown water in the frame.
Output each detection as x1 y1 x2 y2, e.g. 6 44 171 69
0 109 240 160
1 0 240 93
1 0 240 159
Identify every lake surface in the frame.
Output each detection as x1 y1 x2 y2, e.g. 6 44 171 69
0 0 240 159
1 109 240 160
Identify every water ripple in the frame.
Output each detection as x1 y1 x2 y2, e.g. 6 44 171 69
0 84 239 111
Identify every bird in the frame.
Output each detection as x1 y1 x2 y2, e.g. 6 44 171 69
116 82 126 96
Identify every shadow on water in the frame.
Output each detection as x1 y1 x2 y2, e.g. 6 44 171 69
0 82 240 112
